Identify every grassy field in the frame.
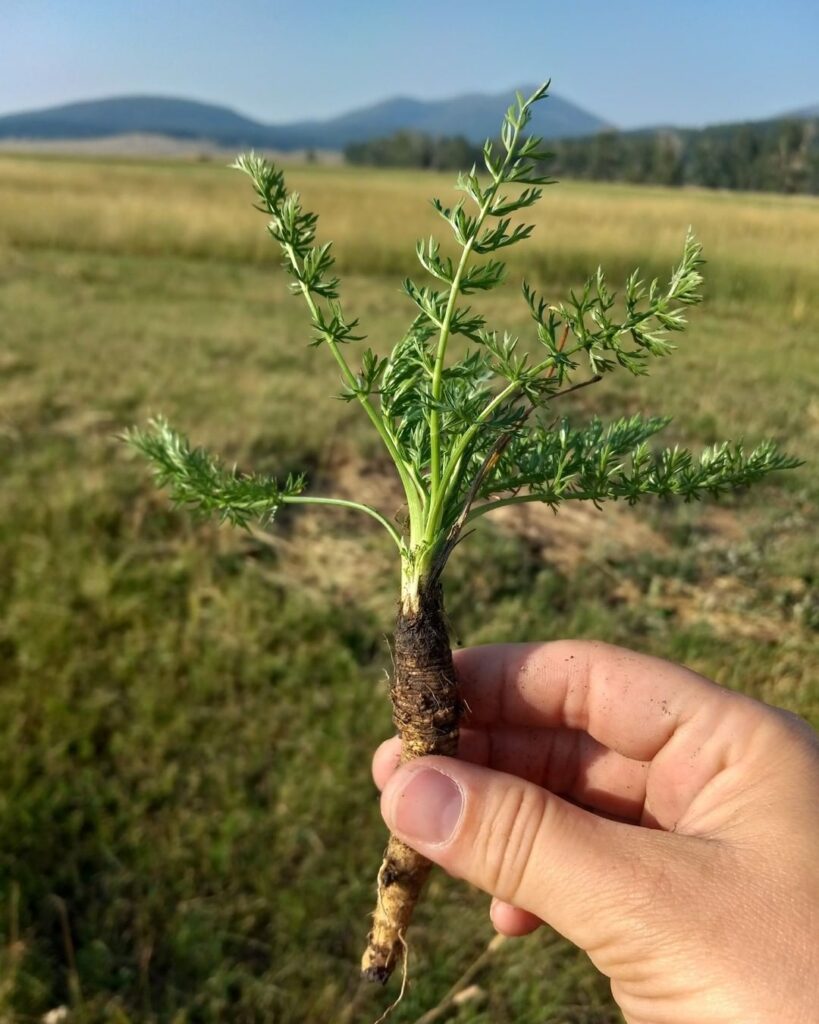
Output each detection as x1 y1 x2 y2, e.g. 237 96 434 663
0 153 817 1024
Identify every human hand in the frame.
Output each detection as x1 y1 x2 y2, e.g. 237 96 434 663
373 640 819 1024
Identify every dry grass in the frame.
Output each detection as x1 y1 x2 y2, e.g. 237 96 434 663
1 155 817 309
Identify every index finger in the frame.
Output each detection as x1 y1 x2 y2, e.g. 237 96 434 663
454 639 745 763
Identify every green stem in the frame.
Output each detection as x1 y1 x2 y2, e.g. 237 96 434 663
467 489 613 521
449 347 591 487
423 350 573 547
283 243 425 544
428 230 479 496
426 116 528 514
283 495 404 551
466 493 552 521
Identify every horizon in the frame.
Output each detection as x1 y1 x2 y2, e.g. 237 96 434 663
1 0 817 130
1 82 815 135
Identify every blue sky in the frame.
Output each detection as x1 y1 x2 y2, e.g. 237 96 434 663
2 0 817 127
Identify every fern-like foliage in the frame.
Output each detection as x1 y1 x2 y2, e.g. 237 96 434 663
470 416 799 514
125 418 306 527
128 82 800 585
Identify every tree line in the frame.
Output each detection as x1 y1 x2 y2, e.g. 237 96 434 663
345 117 819 195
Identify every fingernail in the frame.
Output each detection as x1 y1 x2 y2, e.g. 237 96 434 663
390 768 463 846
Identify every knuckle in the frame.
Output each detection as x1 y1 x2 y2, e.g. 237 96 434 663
475 783 548 905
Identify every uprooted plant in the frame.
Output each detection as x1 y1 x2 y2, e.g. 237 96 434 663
126 82 799 985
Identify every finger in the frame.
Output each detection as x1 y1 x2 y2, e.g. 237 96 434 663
373 729 649 821
455 639 745 762
372 737 402 788
380 755 670 953
490 898 542 937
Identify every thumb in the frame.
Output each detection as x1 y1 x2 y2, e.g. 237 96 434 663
380 755 663 953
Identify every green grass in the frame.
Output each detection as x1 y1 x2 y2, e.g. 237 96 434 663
0 155 817 1023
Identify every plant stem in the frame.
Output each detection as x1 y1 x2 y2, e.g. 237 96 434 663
428 226 480 496
426 114 529 515
283 243 426 544
283 495 404 550
466 493 547 520
422 347 583 554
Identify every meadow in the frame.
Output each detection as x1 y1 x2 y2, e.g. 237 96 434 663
0 153 817 1023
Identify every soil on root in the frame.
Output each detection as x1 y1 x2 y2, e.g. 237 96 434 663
361 578 460 984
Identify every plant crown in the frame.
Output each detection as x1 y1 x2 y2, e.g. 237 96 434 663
127 82 799 587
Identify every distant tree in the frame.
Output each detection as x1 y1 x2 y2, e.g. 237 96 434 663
652 133 685 186
775 120 811 193
346 131 480 170
345 118 819 196
731 126 761 190
588 131 624 180
429 134 478 170
688 135 731 190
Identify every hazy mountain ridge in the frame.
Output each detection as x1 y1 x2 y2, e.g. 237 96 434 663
788 104 819 119
0 96 274 147
1 90 814 155
0 87 608 149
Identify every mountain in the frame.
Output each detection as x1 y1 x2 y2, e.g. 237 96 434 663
283 87 609 147
0 87 609 150
0 96 276 147
787 104 819 119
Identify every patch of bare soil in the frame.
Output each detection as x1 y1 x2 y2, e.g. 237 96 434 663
242 450 665 614
323 451 410 528
247 516 398 619
489 498 669 575
692 503 751 544
324 449 681 578
240 451 815 646
242 451 404 620
636 575 782 642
